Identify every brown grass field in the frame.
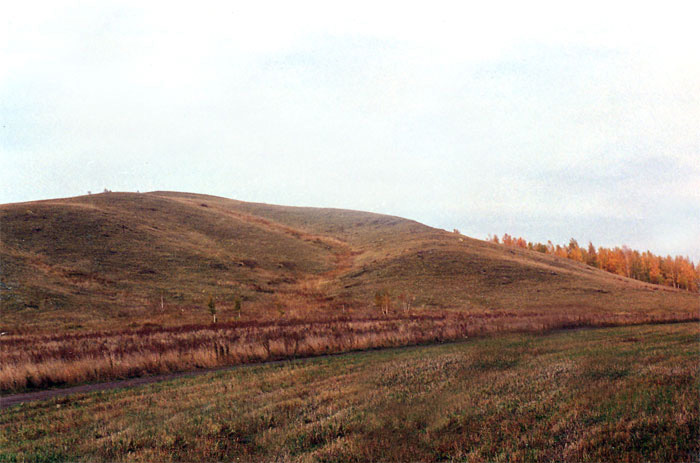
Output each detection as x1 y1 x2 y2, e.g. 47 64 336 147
2 322 698 462
2 191 696 332
2 311 697 394
1 191 698 461
1 191 698 393
1 191 698 392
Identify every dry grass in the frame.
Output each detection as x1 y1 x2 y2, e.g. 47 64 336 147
2 191 698 399
2 310 697 393
2 322 697 462
2 191 697 334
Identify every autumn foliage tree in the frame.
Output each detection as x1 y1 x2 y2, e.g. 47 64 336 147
490 233 699 292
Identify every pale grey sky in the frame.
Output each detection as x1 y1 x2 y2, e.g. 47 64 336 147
2 1 699 260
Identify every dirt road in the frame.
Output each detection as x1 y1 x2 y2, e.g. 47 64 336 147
0 369 215 409
0 344 423 409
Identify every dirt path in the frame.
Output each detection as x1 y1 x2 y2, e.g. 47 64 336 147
0 343 420 410
1 358 303 410
3 319 695 410
1 371 200 409
1 201 365 410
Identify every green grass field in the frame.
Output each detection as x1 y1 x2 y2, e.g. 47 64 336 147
2 322 697 462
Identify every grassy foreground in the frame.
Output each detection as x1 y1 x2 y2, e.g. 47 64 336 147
2 323 698 462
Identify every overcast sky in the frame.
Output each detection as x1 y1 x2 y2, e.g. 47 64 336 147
2 1 699 260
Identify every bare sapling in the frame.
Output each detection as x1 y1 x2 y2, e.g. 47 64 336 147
234 296 242 319
207 296 217 324
374 290 391 316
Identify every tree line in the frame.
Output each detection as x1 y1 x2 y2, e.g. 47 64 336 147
489 234 699 293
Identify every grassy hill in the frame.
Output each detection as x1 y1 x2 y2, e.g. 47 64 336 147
1 191 696 332
3 192 697 458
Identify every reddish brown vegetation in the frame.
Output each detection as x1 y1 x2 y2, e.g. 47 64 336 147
2 193 698 396
2 311 697 393
492 234 700 292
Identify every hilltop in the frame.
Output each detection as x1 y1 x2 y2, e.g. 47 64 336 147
1 191 695 332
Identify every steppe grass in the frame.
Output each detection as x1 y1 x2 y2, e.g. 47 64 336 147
2 310 696 393
3 192 698 335
2 322 697 462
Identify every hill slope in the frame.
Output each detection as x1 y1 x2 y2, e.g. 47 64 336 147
1 191 696 331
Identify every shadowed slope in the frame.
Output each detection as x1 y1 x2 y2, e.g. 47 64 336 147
0 193 338 329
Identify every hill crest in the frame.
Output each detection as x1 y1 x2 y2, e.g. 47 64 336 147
1 191 695 332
